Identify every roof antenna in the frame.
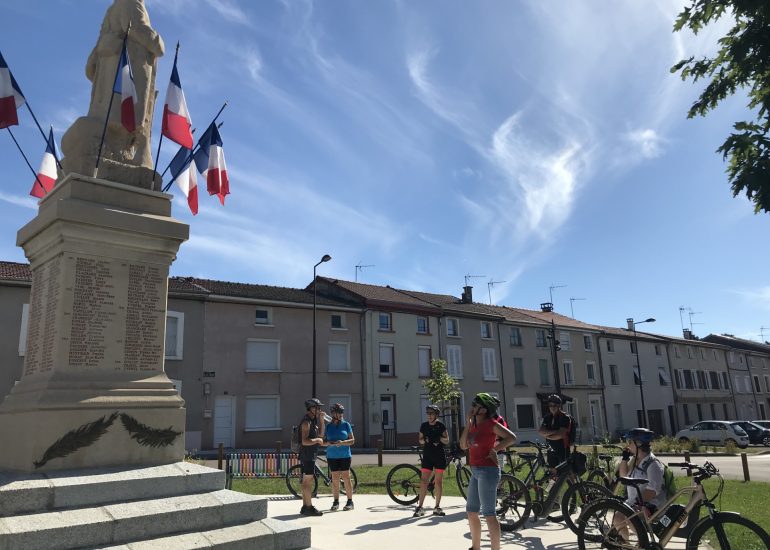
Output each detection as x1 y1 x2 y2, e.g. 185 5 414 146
548 283 567 306
679 306 687 333
688 308 703 332
355 263 374 282
569 297 586 318
487 279 505 305
464 274 486 287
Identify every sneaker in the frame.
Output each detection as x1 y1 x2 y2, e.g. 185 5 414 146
330 501 339 511
433 507 445 516
300 506 323 516
413 506 425 517
343 501 354 511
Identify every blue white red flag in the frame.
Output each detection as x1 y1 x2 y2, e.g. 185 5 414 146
113 43 137 132
193 122 229 205
30 128 58 198
0 50 26 129
162 57 193 148
169 145 198 215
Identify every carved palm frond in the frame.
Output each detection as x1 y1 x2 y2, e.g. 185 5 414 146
120 413 181 448
33 412 119 469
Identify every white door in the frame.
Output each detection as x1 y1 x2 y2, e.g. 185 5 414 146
380 395 395 429
214 396 235 448
589 399 602 441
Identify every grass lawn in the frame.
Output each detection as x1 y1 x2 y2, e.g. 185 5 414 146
231 464 770 535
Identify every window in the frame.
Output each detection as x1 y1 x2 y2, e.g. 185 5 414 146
539 359 549 385
418 346 431 377
765 375 770 393
447 345 463 378
674 345 681 358
560 332 571 351
687 347 693 359
658 367 670 386
709 371 720 389
655 344 662 356
720 372 730 390
482 348 497 380
255 307 272 325
379 344 394 376
245 396 280 430
744 375 751 393
739 355 744 364
18 303 30 356
683 370 694 389
416 316 429 334
447 318 459 337
583 335 593 352
753 375 761 393
734 376 742 393
586 362 596 385
510 327 522 346
516 402 536 429
536 329 547 348
379 312 392 331
614 404 624 431
165 311 185 360
710 403 716 419
331 313 345 329
696 404 703 421
481 322 493 339
700 348 707 360
328 342 350 372
606 339 615 353
513 357 525 385
633 366 641 386
563 361 574 386
713 349 718 361
246 339 280 371
674 369 682 389
698 371 708 389
683 404 691 425
609 364 619 385
630 341 637 354
723 403 729 419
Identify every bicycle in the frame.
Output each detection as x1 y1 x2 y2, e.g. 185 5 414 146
385 445 470 505
585 444 626 492
285 451 359 498
497 441 610 533
575 460 770 550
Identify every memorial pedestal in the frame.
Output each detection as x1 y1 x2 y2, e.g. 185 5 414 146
0 174 188 473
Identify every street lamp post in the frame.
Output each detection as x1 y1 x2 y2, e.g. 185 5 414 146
630 317 655 429
313 254 332 398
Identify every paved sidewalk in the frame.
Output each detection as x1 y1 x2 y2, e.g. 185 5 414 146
265 494 579 549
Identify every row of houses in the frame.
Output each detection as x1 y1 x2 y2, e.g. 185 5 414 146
1 260 768 450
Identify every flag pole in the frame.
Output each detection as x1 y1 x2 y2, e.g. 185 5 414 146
152 42 180 191
5 127 47 197
94 21 131 178
162 121 223 193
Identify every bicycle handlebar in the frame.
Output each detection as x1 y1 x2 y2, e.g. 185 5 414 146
519 440 549 450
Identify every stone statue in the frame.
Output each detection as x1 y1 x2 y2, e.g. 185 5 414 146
61 0 164 189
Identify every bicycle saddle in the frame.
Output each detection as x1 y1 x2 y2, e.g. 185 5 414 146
597 454 613 460
517 452 538 460
617 476 649 487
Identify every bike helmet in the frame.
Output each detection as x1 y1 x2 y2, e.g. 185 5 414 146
426 404 441 415
304 398 324 410
472 392 499 413
623 427 656 444
331 403 345 413
546 394 563 405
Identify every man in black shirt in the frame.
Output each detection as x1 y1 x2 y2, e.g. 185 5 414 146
537 394 571 470
299 398 326 516
414 404 450 517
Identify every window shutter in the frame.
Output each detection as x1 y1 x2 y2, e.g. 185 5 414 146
247 341 279 371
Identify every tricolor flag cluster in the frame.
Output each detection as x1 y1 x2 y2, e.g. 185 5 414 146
0 51 26 129
113 42 137 133
30 128 58 198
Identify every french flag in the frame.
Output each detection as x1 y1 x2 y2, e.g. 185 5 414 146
169 144 198 215
113 42 137 132
194 122 229 205
30 128 58 198
0 50 26 129
162 55 193 149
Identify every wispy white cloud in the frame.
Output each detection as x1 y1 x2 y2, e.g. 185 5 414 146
202 0 252 26
731 287 770 310
0 192 37 210
627 128 666 159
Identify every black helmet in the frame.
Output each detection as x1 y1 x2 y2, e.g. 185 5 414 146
623 428 656 444
426 404 441 414
546 394 563 405
472 393 500 412
331 403 345 413
304 398 324 410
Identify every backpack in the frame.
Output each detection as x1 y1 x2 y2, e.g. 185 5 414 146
566 414 577 445
639 456 676 499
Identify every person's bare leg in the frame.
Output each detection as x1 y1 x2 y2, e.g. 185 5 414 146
341 471 353 497
302 474 313 507
485 514 501 550
468 511 482 549
433 471 444 508
331 471 341 502
416 470 431 508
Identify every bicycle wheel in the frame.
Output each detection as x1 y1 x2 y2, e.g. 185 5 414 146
385 463 422 505
686 512 770 550
586 469 611 489
286 464 317 499
562 480 612 535
456 465 472 499
576 497 649 550
497 474 532 531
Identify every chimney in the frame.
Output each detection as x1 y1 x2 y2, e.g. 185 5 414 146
683 328 692 340
462 285 473 304
540 302 553 312
627 318 634 331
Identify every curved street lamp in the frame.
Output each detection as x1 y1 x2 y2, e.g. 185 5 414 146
629 317 656 428
313 254 332 398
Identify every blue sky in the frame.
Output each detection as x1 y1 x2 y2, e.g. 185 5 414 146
1 0 768 342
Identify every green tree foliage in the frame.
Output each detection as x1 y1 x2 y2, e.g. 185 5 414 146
671 1 770 213
422 358 460 405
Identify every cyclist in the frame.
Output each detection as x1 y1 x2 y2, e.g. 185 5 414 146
323 403 355 511
413 404 450 517
537 394 571 473
299 397 326 516
460 392 516 550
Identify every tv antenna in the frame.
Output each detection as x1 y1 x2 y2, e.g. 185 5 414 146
464 274 486 287
549 283 567 305
354 263 374 282
678 306 687 333
760 326 769 343
569 297 586 318
687 308 703 331
487 279 506 305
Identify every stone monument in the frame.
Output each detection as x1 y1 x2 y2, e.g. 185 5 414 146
0 2 310 548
